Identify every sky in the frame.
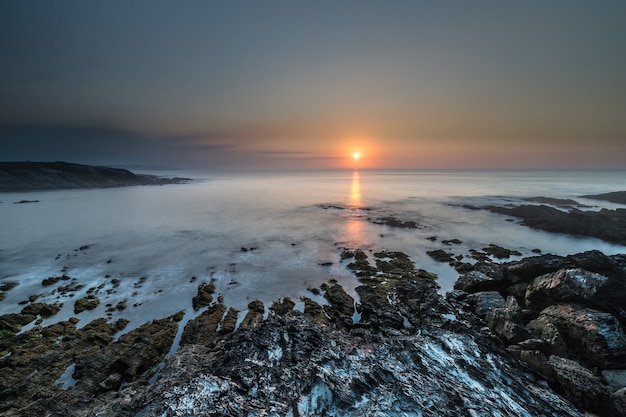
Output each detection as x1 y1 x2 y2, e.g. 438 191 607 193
1 1 625 170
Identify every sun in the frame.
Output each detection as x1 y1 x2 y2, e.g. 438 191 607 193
353 152 360 160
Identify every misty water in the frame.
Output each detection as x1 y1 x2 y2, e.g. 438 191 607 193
1 169 625 334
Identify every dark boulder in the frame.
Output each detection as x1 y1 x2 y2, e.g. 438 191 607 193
464 291 506 318
525 268 609 311
548 355 624 417
537 304 626 369
486 296 532 344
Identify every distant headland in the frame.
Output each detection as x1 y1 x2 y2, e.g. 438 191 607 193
0 161 189 192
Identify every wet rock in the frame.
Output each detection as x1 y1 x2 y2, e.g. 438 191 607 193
602 369 626 393
486 204 626 246
75 314 178 392
526 315 570 358
270 298 295 316
537 304 626 369
505 254 571 283
219 307 240 334
525 268 608 311
355 284 404 331
508 348 555 381
524 196 582 207
0 312 36 334
482 244 521 259
75 313 586 417
302 297 328 322
427 249 454 263
240 300 265 329
486 296 532 344
20 302 62 318
321 282 354 329
371 216 419 228
548 355 624 417
464 291 506 318
374 251 415 273
74 295 99 314
181 303 227 346
582 191 626 204
192 282 215 310
454 270 501 293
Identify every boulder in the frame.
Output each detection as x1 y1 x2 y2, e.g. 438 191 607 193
74 295 99 314
505 254 571 283
192 282 215 310
525 268 608 311
485 296 532 344
525 315 570 358
548 355 624 417
454 270 501 293
538 304 626 368
601 369 626 394
464 291 506 318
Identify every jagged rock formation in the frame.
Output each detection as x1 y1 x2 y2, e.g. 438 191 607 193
1 249 624 416
450 250 626 416
0 161 188 192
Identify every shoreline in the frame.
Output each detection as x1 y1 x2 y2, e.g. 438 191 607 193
1 247 625 416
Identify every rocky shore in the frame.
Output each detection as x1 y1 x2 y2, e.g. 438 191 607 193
2 246 625 416
479 192 626 246
0 161 189 192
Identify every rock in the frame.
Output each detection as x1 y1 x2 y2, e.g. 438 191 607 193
371 216 419 228
524 196 582 207
454 270 501 293
181 303 227 346
537 304 626 369
482 244 521 259
602 369 626 393
192 282 215 310
548 355 624 417
485 204 626 246
240 300 265 329
507 348 555 381
74 295 99 314
321 282 355 329
464 291 506 318
485 296 532 344
67 313 586 417
355 284 404 331
20 302 62 318
525 268 609 311
302 298 328 322
505 254 571 283
526 315 570 358
427 249 454 263
373 251 415 273
582 191 626 204
219 307 240 334
270 298 296 316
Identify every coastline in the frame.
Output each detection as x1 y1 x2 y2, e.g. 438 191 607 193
0 161 189 192
1 246 625 416
1 168 626 415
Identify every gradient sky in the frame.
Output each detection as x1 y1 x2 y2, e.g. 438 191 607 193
1 1 625 169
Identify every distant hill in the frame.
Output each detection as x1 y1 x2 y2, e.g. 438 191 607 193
0 161 189 192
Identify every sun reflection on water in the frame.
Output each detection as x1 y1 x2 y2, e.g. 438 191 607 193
346 170 363 245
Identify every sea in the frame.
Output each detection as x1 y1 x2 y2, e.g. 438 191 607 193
1 169 625 335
